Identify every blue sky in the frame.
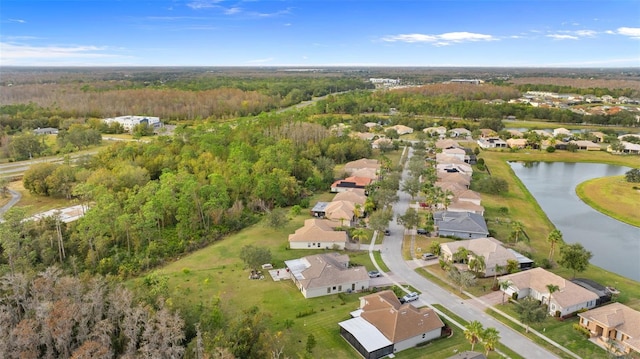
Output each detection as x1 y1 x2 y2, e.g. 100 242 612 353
1 0 639 67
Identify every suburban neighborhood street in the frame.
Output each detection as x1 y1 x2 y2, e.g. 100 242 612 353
378 146 562 359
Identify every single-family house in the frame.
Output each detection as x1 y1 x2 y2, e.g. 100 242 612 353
324 200 356 226
339 290 444 359
344 159 381 174
333 189 367 206
388 124 414 135
331 176 372 193
288 219 348 249
446 201 485 215
310 201 329 217
499 267 599 317
442 147 467 162
437 172 471 188
364 122 379 130
285 253 370 298
450 128 472 138
440 237 527 277
553 128 572 137
453 189 482 205
479 128 497 138
424 126 447 137
506 138 528 149
351 132 377 141
433 211 489 239
436 139 462 150
437 162 473 176
372 137 393 149
435 181 468 196
578 302 640 355
530 129 552 138
477 137 508 149
351 168 380 180
570 140 601 151
613 141 640 155
507 129 524 138
590 131 606 143
435 153 466 165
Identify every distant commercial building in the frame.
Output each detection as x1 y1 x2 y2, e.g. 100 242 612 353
102 115 161 132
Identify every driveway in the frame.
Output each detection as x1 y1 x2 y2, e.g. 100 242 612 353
377 146 561 359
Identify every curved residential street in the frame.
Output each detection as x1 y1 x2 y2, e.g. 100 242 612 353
378 146 562 359
0 189 22 220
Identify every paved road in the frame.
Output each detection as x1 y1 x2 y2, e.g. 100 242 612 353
0 189 21 219
378 146 561 359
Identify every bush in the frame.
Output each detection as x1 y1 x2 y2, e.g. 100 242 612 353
539 258 553 269
573 323 591 338
546 146 556 153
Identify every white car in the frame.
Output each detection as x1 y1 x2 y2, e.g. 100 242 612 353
402 292 419 303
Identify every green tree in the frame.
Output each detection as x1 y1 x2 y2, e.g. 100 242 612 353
506 259 519 274
464 320 484 351
9 132 47 160
239 245 272 272
368 208 394 234
23 162 58 196
545 284 560 309
265 209 288 228
397 208 420 231
511 221 525 243
448 266 476 293
350 228 369 250
514 297 547 332
429 241 441 256
468 254 486 277
499 280 511 305
305 333 316 354
401 176 422 200
547 229 563 260
559 243 593 278
625 168 640 183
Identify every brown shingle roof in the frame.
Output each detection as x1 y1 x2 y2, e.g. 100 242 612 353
288 219 347 243
579 302 640 348
298 253 369 290
359 290 444 343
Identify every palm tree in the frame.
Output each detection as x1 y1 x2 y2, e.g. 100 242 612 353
511 221 525 243
464 320 484 351
481 327 501 356
350 228 369 250
499 280 512 305
468 254 486 277
547 229 563 260
493 264 504 283
545 283 560 311
454 247 469 264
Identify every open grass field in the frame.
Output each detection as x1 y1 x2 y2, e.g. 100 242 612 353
7 180 73 216
576 175 640 227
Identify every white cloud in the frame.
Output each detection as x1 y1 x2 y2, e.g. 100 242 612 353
617 27 640 39
381 31 495 45
187 0 224 10
574 30 596 37
547 34 579 40
224 7 242 15
0 42 122 65
8 19 26 23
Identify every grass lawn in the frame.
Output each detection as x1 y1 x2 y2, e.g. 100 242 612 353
8 180 74 216
576 175 640 227
487 301 639 359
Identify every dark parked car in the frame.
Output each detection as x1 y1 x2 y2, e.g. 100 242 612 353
384 229 390 236
417 228 428 235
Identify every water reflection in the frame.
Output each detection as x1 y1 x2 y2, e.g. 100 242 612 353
509 161 640 281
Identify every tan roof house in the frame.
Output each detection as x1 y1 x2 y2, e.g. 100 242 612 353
450 128 472 138
285 253 369 298
339 290 444 358
570 140 601 151
499 267 598 317
590 131 606 143
553 127 572 137
435 181 468 195
344 158 381 174
442 147 467 161
351 132 376 141
424 126 447 136
288 219 347 250
437 162 473 176
436 139 461 149
578 302 640 355
324 200 356 226
447 200 485 215
388 124 414 135
507 129 524 138
435 153 466 165
506 138 528 149
351 167 379 180
333 189 367 206
441 237 517 277
437 172 471 188
372 137 393 149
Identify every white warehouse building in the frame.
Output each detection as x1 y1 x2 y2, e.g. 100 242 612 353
103 115 161 132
